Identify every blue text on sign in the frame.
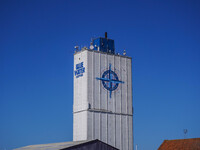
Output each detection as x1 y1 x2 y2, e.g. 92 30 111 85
75 62 85 78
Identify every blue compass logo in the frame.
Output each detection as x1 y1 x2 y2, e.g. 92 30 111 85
96 64 124 98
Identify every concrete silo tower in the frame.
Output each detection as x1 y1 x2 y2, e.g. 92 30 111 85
73 33 133 150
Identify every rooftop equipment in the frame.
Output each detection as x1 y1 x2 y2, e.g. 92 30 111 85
92 32 115 54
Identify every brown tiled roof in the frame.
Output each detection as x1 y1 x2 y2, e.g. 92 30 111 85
158 138 200 150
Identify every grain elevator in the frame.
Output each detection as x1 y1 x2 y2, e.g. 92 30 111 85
73 33 133 150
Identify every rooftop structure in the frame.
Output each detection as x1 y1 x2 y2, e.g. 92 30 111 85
91 32 115 54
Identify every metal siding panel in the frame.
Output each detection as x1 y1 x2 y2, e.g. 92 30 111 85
128 116 133 150
87 51 93 107
107 55 115 112
94 52 101 140
100 54 107 110
87 111 93 140
127 58 133 150
108 114 115 147
107 55 115 148
121 58 127 114
127 58 132 115
94 52 101 109
114 56 122 114
81 51 88 110
101 113 107 143
87 51 93 140
115 115 121 150
122 116 128 150
94 113 100 139
100 53 108 144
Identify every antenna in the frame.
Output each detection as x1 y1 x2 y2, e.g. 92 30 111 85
183 129 188 139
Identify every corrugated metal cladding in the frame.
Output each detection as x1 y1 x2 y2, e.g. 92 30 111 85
73 49 133 150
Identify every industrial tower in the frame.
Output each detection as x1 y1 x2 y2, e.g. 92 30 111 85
73 33 133 150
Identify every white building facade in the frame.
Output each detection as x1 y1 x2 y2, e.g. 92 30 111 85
73 36 133 150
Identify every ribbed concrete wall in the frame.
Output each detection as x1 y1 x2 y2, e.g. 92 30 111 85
73 49 133 150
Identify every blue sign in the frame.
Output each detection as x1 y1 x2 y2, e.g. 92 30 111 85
74 62 85 78
96 64 124 98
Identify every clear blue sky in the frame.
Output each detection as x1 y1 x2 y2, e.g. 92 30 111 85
0 0 200 150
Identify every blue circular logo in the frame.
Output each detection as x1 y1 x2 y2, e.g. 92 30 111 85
96 64 124 98
101 70 119 91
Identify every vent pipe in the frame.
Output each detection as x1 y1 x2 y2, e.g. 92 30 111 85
105 32 107 39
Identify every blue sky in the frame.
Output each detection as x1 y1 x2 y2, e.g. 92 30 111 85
0 0 200 150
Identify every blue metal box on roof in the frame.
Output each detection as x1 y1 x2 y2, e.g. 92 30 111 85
92 32 115 54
